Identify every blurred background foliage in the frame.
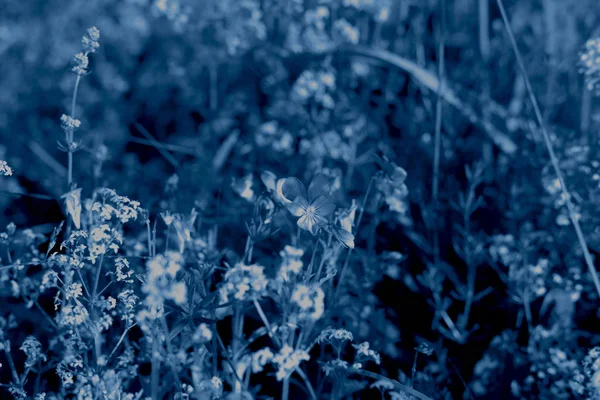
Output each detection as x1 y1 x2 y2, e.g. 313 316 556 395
3 0 600 398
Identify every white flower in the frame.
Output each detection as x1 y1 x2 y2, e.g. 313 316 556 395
278 245 304 281
61 188 82 229
291 284 325 320
211 376 222 389
106 297 117 310
193 323 213 343
353 341 381 365
0 160 13 176
219 262 268 302
252 348 274 373
65 283 83 300
272 345 310 381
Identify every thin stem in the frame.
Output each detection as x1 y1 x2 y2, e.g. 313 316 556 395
67 74 82 189
315 232 332 281
495 0 600 300
146 219 153 256
334 177 375 297
431 0 446 203
431 0 447 269
106 323 137 364
151 326 160 400
92 254 105 300
410 351 419 388
347 368 434 400
282 376 290 400
2 344 20 384
296 368 317 400
253 298 281 347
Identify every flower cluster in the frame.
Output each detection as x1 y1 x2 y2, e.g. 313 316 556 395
138 252 187 322
72 27 100 75
579 37 600 93
90 188 141 224
254 121 295 155
277 245 304 281
272 345 310 381
292 68 336 109
219 262 268 302
291 283 325 321
344 0 392 22
571 347 600 397
19 336 46 368
375 159 409 214
0 160 13 176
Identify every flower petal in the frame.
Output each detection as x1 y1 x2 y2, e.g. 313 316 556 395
307 174 332 202
288 196 309 217
333 228 355 249
312 195 336 217
281 177 307 202
297 214 315 234
260 170 277 192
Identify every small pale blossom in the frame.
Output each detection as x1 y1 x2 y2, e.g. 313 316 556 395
0 160 13 176
291 284 325 320
272 345 310 381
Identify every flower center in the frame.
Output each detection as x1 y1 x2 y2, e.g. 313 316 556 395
305 205 317 218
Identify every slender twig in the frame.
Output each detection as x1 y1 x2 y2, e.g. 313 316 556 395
431 0 446 272
334 177 375 298
410 351 419 388
432 0 446 203
282 377 290 400
295 368 318 400
495 0 600 299
253 298 281 347
347 368 434 400
134 122 180 169
67 75 81 189
105 323 137 364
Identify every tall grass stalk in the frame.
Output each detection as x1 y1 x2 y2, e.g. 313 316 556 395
495 0 600 299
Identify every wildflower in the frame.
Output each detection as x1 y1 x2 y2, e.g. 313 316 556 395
106 297 117 310
60 114 81 132
58 303 89 326
291 284 325 320
142 252 187 313
353 341 381 365
322 359 350 376
375 160 409 214
65 283 83 300
278 245 304 281
580 38 600 93
232 173 255 201
61 188 82 229
72 52 89 75
252 347 274 373
160 210 175 226
198 376 223 398
114 257 134 282
0 160 13 176
219 262 268 302
331 201 357 248
318 328 354 343
282 174 336 235
333 19 360 44
272 345 310 381
415 341 435 356
261 170 291 205
82 26 100 53
172 209 198 253
20 336 46 368
192 323 213 343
